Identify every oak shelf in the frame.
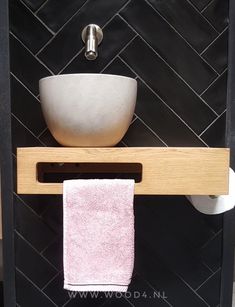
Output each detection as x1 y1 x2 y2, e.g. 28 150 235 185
17 147 230 195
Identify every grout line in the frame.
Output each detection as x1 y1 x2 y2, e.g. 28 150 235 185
10 31 54 75
18 0 55 35
144 0 220 74
195 268 221 291
15 230 59 272
200 26 228 55
10 72 40 102
14 192 46 220
39 236 60 256
12 113 47 147
58 0 132 74
134 115 168 147
199 229 223 250
62 298 72 307
186 0 219 33
120 140 128 147
124 297 135 307
35 0 50 14
136 272 173 307
200 0 215 13
199 68 227 97
13 193 59 240
199 109 226 136
15 267 58 306
118 14 219 115
100 34 138 74
119 56 209 147
57 48 84 74
175 272 210 306
37 127 48 138
202 261 215 274
131 115 138 124
41 271 61 291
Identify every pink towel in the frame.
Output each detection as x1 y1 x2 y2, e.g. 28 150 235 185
63 179 135 292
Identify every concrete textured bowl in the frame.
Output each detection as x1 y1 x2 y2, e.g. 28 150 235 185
39 74 137 147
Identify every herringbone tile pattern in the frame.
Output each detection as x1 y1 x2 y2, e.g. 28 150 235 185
9 0 228 306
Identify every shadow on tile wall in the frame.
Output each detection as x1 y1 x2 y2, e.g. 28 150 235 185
9 0 228 306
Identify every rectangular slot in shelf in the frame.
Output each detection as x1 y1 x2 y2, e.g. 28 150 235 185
37 162 142 183
17 147 230 195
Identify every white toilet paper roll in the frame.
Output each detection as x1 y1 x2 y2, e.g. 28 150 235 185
187 168 235 215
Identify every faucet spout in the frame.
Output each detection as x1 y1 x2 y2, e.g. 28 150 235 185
81 24 103 61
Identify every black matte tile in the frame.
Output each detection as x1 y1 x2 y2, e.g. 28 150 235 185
9 0 52 53
42 237 63 270
37 0 87 32
203 0 229 32
15 233 57 289
17 194 61 216
200 232 222 271
10 35 51 95
134 197 213 289
16 270 55 307
148 0 217 52
202 30 228 74
22 0 46 11
135 239 209 307
202 71 227 114
11 76 46 136
102 298 131 307
43 273 70 306
138 196 215 250
201 112 226 147
122 118 165 147
189 0 211 11
202 215 223 233
103 57 136 78
133 80 206 146
14 195 56 253
42 203 63 235
11 116 43 154
38 0 129 73
121 37 217 134
128 274 170 306
120 0 217 93
197 270 221 307
38 128 61 146
63 16 135 74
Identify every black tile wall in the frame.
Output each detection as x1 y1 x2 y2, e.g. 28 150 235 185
37 0 88 32
9 0 52 53
202 29 228 74
9 0 229 306
202 0 229 32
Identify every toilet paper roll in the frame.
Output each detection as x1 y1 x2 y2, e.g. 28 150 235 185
186 168 235 215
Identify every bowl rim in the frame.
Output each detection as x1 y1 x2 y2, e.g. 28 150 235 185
39 73 137 83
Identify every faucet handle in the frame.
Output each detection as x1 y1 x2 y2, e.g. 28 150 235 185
81 24 103 60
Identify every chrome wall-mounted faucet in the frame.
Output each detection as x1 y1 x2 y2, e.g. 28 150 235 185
81 24 103 60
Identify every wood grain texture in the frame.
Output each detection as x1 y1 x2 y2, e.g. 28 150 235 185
17 147 230 195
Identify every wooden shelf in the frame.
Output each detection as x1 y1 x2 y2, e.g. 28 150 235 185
17 147 230 195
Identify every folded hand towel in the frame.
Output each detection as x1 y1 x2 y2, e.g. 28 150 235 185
63 179 135 292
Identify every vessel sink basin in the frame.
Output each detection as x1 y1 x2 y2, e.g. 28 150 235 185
39 74 137 147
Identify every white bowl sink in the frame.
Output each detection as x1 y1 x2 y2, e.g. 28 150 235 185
39 74 137 147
